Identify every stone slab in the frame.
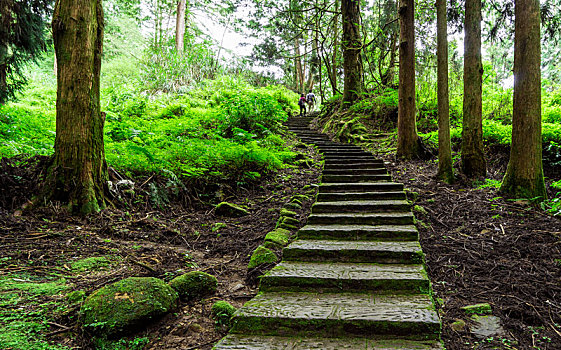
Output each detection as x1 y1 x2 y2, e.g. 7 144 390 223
283 240 423 264
231 292 440 339
320 182 404 193
312 200 411 213
214 334 444 349
323 168 389 175
297 224 418 241
308 212 415 225
322 174 392 183
317 191 406 202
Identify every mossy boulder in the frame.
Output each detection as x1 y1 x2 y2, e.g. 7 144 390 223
211 300 237 326
283 202 302 210
248 245 277 269
291 194 309 202
264 229 290 248
277 223 298 231
215 202 249 217
169 271 218 300
80 277 178 336
279 216 299 226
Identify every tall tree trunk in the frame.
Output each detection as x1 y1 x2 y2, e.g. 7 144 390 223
500 0 545 199
341 0 362 105
294 37 304 92
175 0 186 53
461 0 486 177
436 0 453 182
48 0 108 214
330 0 340 93
396 0 419 159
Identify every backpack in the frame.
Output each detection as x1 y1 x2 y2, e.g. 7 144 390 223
298 97 306 106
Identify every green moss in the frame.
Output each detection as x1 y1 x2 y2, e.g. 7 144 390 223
248 246 278 269
279 216 299 226
80 277 178 336
169 271 218 300
277 223 298 231
211 300 236 326
283 202 302 210
264 229 290 248
279 209 297 218
71 256 118 272
66 290 86 304
461 303 492 315
413 205 427 216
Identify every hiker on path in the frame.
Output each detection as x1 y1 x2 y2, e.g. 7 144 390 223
306 90 316 113
298 93 307 116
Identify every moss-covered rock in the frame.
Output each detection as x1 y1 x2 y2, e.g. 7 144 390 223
215 202 249 217
169 271 218 300
277 223 298 231
248 245 278 269
279 216 299 226
279 209 298 218
264 229 290 248
211 300 237 326
289 198 303 205
67 290 86 304
283 202 302 210
462 303 492 315
291 194 310 202
71 256 118 272
80 277 178 336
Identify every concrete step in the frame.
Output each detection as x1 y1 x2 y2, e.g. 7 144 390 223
297 224 418 241
322 174 392 183
323 168 388 176
307 212 414 225
259 261 428 293
214 335 443 350
283 240 423 264
317 191 406 202
320 182 404 193
230 292 440 339
312 200 411 214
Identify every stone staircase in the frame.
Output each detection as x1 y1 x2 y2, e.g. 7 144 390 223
214 117 442 349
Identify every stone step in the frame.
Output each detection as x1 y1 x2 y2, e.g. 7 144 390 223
230 292 440 339
322 150 372 156
322 174 392 183
312 200 411 214
297 224 418 241
307 212 414 225
259 261 428 293
283 240 423 264
323 168 388 176
214 334 444 349
320 182 404 193
324 163 387 170
317 191 406 202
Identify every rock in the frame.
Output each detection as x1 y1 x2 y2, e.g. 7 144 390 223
280 216 299 226
291 194 310 202
211 300 237 326
450 319 466 332
470 315 504 339
278 223 298 231
248 245 278 269
461 303 492 315
264 229 290 248
412 205 427 216
169 271 218 300
279 209 298 218
66 290 86 304
283 202 302 210
80 277 178 336
215 202 249 217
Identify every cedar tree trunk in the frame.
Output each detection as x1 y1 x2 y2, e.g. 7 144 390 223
461 0 486 177
341 0 363 105
175 0 186 53
500 0 546 199
436 0 454 182
396 0 419 159
48 0 108 214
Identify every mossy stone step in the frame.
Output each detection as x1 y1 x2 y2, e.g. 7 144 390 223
230 292 440 339
297 224 418 241
323 168 388 176
214 334 444 349
312 200 411 214
322 174 392 183
320 182 404 192
316 145 364 150
317 191 406 202
322 150 373 156
283 240 423 264
324 162 386 170
323 155 379 160
259 261 428 293
308 212 414 225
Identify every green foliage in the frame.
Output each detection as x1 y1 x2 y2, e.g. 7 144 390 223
70 256 120 272
475 179 502 190
0 274 71 350
93 336 149 350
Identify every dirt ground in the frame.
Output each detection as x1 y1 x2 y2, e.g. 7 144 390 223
382 149 561 350
0 142 322 350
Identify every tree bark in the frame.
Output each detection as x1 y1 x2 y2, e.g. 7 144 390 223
48 0 108 214
461 0 486 177
436 0 453 182
500 0 545 199
341 0 363 105
396 0 419 159
175 0 186 53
